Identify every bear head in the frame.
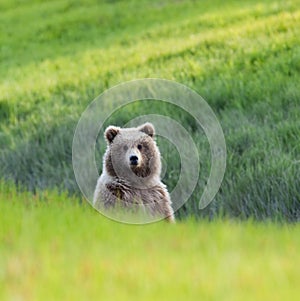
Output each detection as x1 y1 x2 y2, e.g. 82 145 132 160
103 123 162 187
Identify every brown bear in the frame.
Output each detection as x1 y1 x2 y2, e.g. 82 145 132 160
93 122 175 222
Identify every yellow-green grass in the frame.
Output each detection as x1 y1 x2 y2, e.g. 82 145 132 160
1 185 299 301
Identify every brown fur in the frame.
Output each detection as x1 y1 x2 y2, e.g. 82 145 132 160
93 123 175 222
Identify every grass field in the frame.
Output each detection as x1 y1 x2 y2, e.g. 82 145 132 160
1 0 300 299
1 185 300 301
1 0 300 220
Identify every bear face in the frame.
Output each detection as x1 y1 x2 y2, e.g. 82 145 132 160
104 123 161 188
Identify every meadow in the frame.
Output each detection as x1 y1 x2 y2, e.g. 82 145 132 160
1 184 299 300
1 0 299 220
0 0 300 299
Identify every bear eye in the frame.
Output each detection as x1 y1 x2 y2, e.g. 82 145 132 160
137 144 142 150
123 145 128 151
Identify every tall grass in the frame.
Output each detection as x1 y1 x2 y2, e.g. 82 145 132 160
0 0 299 220
0 184 299 300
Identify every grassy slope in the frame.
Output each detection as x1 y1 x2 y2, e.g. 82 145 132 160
0 0 300 220
1 186 299 301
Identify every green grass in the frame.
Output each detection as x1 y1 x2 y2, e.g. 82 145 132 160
0 0 300 220
1 185 300 301
1 2 300 298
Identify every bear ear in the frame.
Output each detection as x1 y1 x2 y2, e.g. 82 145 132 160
139 122 155 138
105 126 120 144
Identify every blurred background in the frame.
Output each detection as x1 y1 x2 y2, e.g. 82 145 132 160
0 0 299 221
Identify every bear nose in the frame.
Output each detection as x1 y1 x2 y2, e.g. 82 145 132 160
129 155 138 165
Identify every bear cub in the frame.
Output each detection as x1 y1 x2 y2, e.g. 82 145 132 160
93 123 175 222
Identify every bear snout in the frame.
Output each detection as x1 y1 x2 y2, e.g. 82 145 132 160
129 155 139 166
